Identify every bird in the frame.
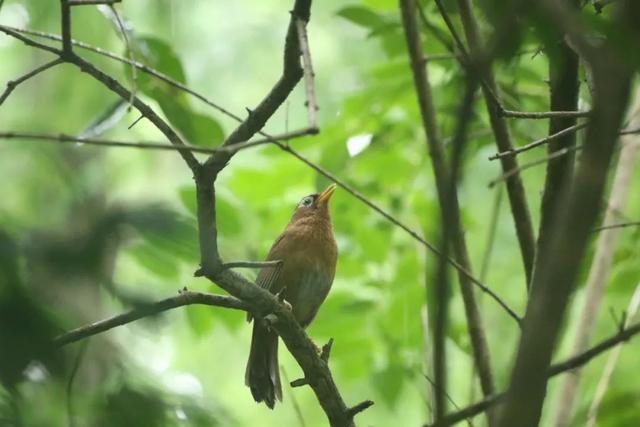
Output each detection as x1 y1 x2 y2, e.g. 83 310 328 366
245 183 338 409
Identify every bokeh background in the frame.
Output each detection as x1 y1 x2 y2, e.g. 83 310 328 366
1 0 639 426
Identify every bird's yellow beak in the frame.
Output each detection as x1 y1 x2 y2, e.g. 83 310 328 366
317 183 337 205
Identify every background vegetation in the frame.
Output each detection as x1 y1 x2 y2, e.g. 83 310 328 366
0 0 638 426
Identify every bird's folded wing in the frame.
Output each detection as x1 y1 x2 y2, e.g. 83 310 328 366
255 231 288 293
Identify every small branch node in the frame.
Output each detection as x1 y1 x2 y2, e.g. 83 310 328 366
346 400 374 418
290 378 308 388
320 338 334 363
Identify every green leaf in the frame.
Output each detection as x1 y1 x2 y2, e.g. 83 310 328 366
127 243 179 279
185 305 215 337
336 6 388 30
126 36 224 146
372 363 405 407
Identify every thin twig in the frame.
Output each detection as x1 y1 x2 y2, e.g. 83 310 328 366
53 290 248 347
345 401 375 418
0 131 215 154
68 0 121 5
500 109 590 119
0 59 63 106
0 130 316 156
592 220 640 232
489 145 582 187
0 25 245 124
295 18 318 129
428 321 640 426
489 122 589 160
108 3 137 109
586 284 640 427
221 260 283 270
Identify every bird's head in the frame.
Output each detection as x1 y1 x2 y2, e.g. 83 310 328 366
289 183 336 224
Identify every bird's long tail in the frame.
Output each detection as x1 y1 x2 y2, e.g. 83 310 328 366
245 320 282 408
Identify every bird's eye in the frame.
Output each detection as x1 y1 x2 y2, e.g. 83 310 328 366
300 196 314 207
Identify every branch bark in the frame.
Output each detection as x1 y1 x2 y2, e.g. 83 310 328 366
53 290 248 347
399 1 497 422
454 0 537 288
427 321 640 427
531 12 581 299
550 86 640 427
496 2 638 425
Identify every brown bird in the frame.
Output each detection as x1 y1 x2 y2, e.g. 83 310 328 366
245 184 338 408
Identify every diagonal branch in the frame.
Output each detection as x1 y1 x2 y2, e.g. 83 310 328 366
0 59 63 106
202 2 310 177
496 2 638 424
489 122 588 161
399 0 498 419
428 321 640 427
53 290 248 347
0 25 200 172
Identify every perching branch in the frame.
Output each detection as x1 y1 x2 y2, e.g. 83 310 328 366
53 290 248 347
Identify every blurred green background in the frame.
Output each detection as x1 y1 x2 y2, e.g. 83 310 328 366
1 0 639 426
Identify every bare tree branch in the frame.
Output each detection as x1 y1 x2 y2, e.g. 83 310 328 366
53 290 248 347
496 2 638 424
427 321 640 427
400 1 498 419
592 220 640 232
586 284 640 427
489 122 588 161
550 88 640 427
500 109 590 119
296 18 318 130
0 130 313 155
0 59 63 106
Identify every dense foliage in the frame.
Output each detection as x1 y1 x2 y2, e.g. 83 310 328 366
1 0 638 426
